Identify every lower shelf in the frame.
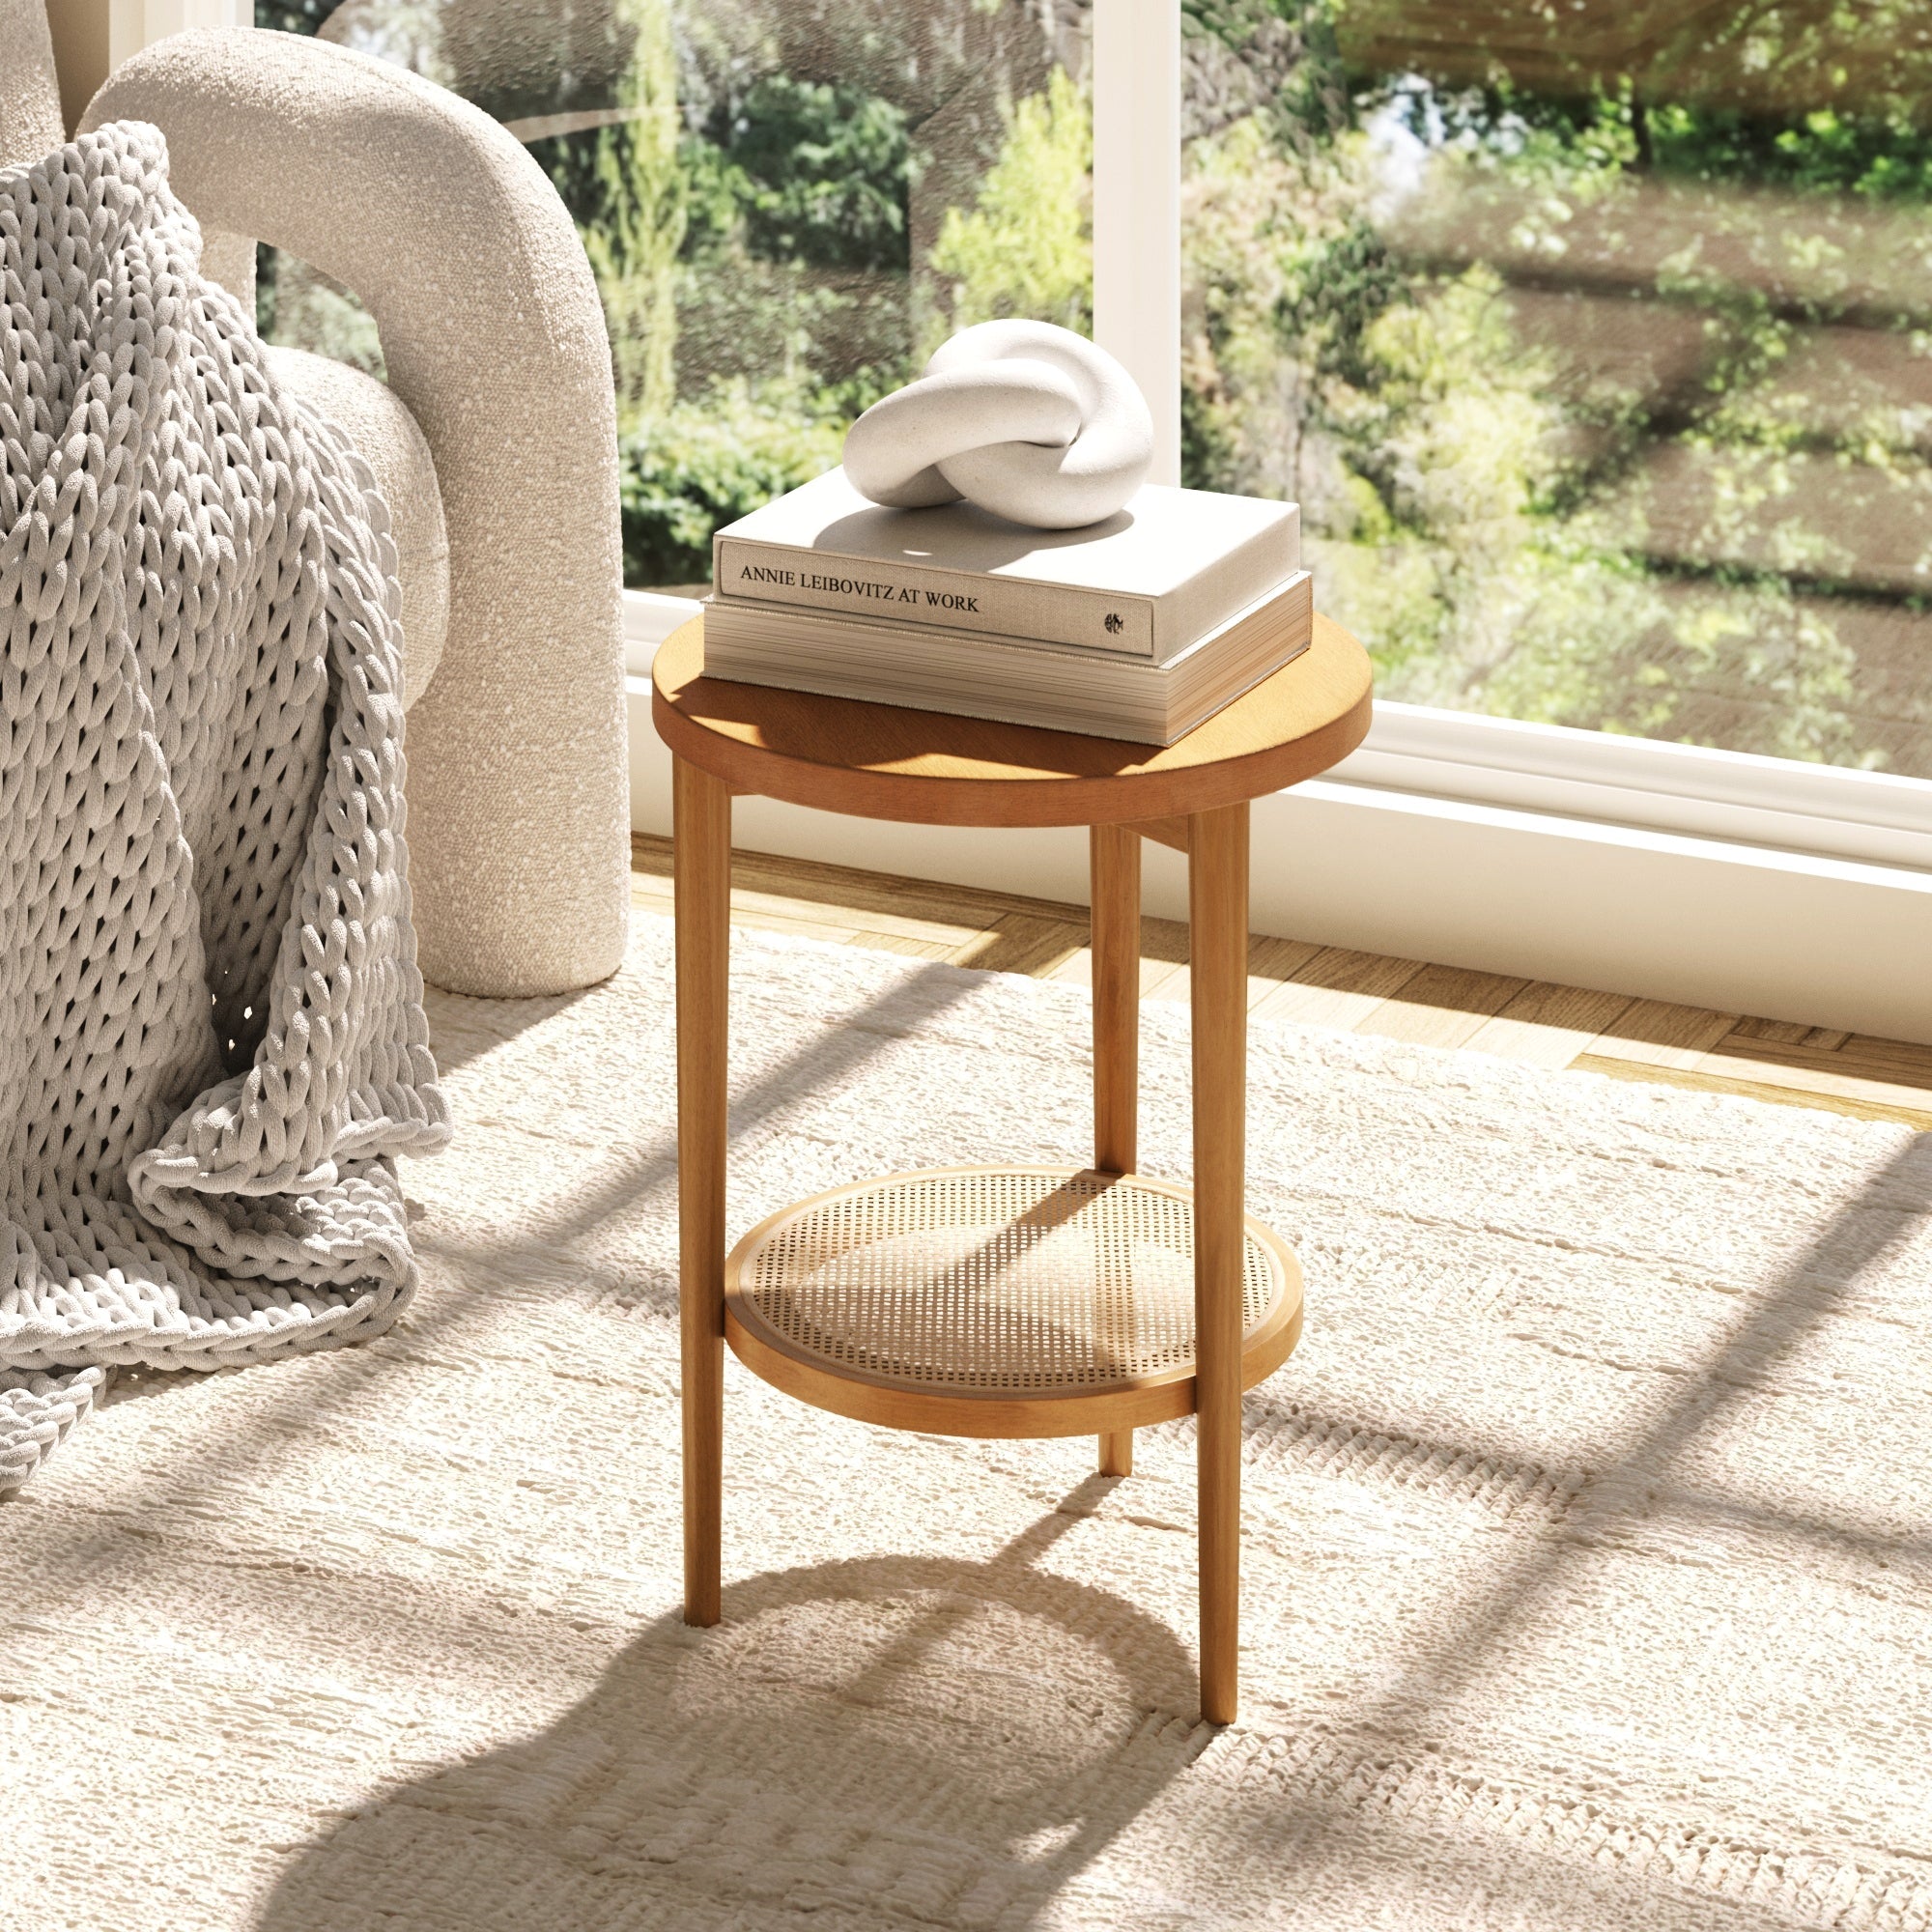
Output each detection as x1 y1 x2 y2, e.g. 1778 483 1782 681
723 1164 1302 1440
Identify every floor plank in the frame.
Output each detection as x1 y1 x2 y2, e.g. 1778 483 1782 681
1249 935 1328 1002
1729 1015 1815 1046
1351 962 1531 1050
711 904 870 945
632 833 1083 930
1705 1034 1932 1085
640 870 986 951
1046 916 1190 999
951 914 1087 977
1464 982 1637 1069
847 930 958 960
1249 948 1427 1032
1045 945 1181 999
1124 918 1192 999
1146 930 1321 1009
1582 998 1738 1068
1837 1036 1932 1084
1696 1034 1932 1108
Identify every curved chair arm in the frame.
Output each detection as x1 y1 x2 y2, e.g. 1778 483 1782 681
86 28 629 999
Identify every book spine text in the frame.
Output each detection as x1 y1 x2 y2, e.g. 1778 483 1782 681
714 538 1158 656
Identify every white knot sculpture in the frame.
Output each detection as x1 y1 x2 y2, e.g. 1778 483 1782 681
841 320 1155 529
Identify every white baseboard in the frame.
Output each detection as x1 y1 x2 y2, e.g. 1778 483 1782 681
626 674 1932 1045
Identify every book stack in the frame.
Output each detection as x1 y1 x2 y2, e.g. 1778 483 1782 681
702 468 1310 745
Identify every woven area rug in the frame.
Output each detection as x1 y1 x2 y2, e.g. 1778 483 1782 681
4 915 1930 1931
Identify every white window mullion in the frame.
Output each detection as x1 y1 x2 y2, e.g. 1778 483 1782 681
1092 0 1181 487
118 0 250 66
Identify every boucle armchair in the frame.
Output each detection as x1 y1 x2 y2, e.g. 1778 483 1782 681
2 9 629 999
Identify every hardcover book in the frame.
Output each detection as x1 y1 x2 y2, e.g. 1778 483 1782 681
711 467 1299 663
701 572 1314 746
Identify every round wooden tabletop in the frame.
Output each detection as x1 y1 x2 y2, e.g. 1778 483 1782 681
651 611 1373 828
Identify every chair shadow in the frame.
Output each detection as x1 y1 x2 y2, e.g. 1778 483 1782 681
253 1490 1208 1932
421 980 602 1078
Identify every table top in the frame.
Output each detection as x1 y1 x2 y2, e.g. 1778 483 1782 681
650 611 1373 828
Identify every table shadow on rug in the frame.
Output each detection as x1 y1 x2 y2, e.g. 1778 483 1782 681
251 1494 1210 1932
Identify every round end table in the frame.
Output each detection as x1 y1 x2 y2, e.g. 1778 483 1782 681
653 611 1373 1724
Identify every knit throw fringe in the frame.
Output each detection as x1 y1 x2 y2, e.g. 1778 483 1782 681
0 124 448 1492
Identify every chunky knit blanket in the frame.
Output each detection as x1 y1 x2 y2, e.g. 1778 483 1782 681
0 125 449 1493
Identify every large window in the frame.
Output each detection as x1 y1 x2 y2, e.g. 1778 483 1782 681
259 1 1932 782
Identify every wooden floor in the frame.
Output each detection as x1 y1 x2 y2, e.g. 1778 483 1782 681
631 835 1932 1133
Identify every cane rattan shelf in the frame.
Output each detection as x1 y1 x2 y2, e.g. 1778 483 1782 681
724 1165 1303 1439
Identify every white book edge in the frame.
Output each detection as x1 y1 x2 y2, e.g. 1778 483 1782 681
700 574 1314 745
707 570 1312 672
712 471 1301 661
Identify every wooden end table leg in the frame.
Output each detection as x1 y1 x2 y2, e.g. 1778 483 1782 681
1189 799 1249 1724
674 755 731 1626
1090 821 1140 1479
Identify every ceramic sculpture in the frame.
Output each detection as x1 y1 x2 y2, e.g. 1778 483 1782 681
841 320 1154 529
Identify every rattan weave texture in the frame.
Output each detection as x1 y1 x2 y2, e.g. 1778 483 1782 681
729 1167 1287 1399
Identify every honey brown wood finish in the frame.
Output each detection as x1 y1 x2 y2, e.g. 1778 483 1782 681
651 612 1373 827
1187 801 1252 1726
660 616 1374 1726
1090 822 1143 1482
671 759 730 1628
